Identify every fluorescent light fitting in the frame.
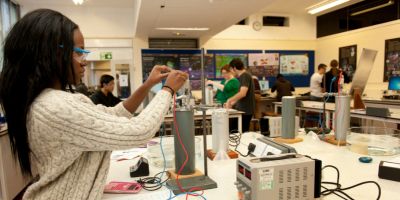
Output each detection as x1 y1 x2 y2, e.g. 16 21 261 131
155 27 209 31
72 0 84 5
173 32 185 36
307 0 350 15
350 0 394 16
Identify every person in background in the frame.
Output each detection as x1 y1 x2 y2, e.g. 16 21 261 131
252 75 261 94
75 79 90 96
323 59 350 102
250 73 262 119
226 58 256 133
207 65 240 104
0 9 188 200
271 74 295 101
245 67 261 94
310 63 326 101
90 74 121 107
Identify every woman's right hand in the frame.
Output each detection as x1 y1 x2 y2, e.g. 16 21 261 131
206 80 214 85
163 70 189 93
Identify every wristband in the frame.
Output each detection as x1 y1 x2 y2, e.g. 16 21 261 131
162 85 175 95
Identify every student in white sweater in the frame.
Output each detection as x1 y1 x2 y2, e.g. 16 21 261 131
0 9 188 200
309 63 327 101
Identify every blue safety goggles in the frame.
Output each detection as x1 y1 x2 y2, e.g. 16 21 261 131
59 45 90 63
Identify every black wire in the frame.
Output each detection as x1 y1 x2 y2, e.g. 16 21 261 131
322 165 340 184
321 165 381 200
136 171 170 191
322 184 353 200
228 129 241 148
137 123 170 191
322 185 352 200
340 181 381 200
228 130 250 157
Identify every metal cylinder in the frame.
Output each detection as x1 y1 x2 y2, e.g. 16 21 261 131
205 86 213 105
172 110 195 175
281 96 296 139
212 109 229 152
335 95 350 141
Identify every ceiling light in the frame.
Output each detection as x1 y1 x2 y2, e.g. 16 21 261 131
155 27 209 31
173 32 185 36
72 0 84 5
307 0 350 15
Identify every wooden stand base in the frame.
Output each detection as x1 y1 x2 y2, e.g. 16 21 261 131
353 87 365 109
206 149 239 160
273 137 303 144
322 135 347 146
167 169 203 180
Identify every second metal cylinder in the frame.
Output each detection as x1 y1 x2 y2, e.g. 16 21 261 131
281 96 296 139
335 95 350 141
172 110 195 175
212 108 229 153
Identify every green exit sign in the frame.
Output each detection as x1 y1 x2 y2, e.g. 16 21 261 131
100 52 112 60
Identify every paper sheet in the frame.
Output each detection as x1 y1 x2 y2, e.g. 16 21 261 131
110 148 147 161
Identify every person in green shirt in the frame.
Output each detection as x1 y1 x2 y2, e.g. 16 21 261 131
207 65 240 104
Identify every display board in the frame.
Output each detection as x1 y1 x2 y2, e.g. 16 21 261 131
248 53 280 77
141 49 214 90
279 54 309 75
179 54 214 79
248 53 279 66
142 52 180 81
265 50 314 87
142 49 314 89
384 38 400 81
207 50 262 78
215 54 247 78
339 45 357 82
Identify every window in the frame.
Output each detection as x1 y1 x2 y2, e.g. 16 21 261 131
384 38 400 81
262 16 289 27
317 0 400 38
236 18 248 25
0 0 20 71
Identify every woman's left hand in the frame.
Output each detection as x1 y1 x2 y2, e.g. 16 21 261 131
146 65 171 86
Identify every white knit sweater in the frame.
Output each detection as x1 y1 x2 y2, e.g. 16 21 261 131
23 89 172 200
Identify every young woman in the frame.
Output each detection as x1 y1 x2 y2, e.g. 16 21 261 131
207 65 240 104
0 9 187 200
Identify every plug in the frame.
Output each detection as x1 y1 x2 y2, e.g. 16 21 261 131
248 143 256 154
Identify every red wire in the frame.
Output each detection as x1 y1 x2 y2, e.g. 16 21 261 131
172 95 204 199
333 72 342 132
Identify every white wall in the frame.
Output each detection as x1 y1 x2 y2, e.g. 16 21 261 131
211 12 316 41
316 20 400 99
20 3 140 93
203 39 316 51
20 4 135 38
86 48 133 61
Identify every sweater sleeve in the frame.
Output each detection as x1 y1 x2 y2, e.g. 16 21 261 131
30 90 172 151
75 92 133 118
